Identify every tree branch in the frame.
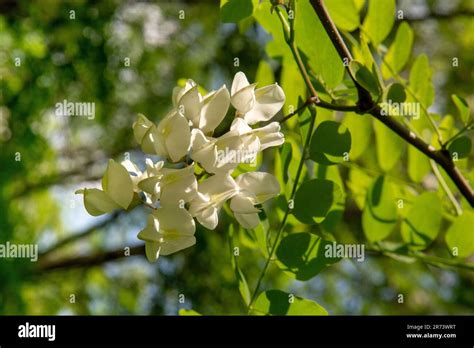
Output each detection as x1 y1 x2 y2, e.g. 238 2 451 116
37 245 145 272
310 0 474 206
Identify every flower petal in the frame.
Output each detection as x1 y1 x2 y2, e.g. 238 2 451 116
234 212 260 229
252 122 285 150
231 84 256 115
235 172 280 204
158 111 191 162
243 83 285 124
159 165 197 205
177 85 201 127
102 159 134 209
133 114 154 144
199 85 230 133
144 241 161 262
230 195 260 214
153 206 196 235
82 188 121 216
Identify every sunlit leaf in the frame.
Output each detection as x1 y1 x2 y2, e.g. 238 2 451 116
382 22 414 78
276 232 339 280
295 0 344 88
343 112 372 160
309 121 351 165
373 120 404 172
325 0 359 31
362 0 395 46
407 145 430 183
451 94 470 124
401 192 442 250
251 290 327 315
220 0 253 23
445 211 474 258
362 176 397 242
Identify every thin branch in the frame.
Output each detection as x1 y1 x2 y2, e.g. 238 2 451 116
247 106 317 313
430 160 462 216
366 246 474 271
37 245 145 272
310 0 474 207
443 120 474 146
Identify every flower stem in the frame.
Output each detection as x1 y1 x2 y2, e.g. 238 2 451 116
247 106 317 313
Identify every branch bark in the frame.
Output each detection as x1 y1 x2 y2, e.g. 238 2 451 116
37 245 145 272
309 0 474 206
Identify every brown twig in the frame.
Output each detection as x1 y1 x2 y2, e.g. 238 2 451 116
309 0 474 206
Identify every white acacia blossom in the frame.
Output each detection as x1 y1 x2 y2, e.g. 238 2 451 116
77 72 286 262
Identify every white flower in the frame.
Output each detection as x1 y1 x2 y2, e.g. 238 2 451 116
230 118 285 151
190 128 249 174
138 164 197 206
190 118 284 174
230 172 280 229
188 173 237 229
138 206 196 262
133 112 190 163
76 159 134 216
173 79 230 134
230 71 285 125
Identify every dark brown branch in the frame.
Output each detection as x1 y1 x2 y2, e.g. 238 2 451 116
37 245 145 272
310 0 474 206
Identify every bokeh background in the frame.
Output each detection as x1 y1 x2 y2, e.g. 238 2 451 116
1 0 473 315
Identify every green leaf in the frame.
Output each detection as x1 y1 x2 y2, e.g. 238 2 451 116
251 290 328 315
409 54 434 119
325 0 359 31
382 22 414 78
229 224 251 305
373 120 404 172
281 58 307 125
343 112 372 160
309 121 351 165
102 159 134 209
293 179 343 224
255 60 275 87
362 0 396 46
445 211 474 258
407 145 430 183
451 94 471 124
295 0 344 88
276 233 339 281
349 61 380 97
253 1 290 58
401 192 442 250
220 0 253 23
386 83 406 104
362 176 397 242
313 164 346 232
448 136 472 159
250 217 269 258
179 309 201 316
438 115 455 145
297 105 313 148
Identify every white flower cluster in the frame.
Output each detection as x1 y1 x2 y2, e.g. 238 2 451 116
77 72 286 262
